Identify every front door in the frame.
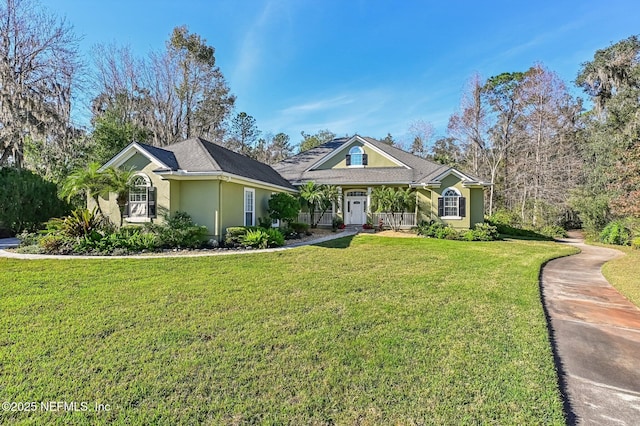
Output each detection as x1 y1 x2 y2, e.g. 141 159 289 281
346 196 366 224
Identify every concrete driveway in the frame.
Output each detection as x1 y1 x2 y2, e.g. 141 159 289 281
541 233 640 425
0 237 19 249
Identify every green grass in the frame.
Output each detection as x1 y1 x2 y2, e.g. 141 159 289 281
0 235 576 424
599 245 640 308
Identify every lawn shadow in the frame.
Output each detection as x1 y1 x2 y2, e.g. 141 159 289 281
538 259 578 426
313 235 356 249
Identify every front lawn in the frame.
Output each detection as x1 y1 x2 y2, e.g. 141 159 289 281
601 245 640 308
0 236 576 424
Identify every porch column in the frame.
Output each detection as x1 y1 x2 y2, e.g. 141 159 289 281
366 187 372 214
337 186 343 215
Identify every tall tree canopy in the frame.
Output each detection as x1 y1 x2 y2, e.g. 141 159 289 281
91 26 235 152
0 0 82 168
448 66 582 224
574 35 640 225
298 129 336 153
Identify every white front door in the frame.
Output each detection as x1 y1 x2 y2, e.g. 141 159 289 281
346 196 366 224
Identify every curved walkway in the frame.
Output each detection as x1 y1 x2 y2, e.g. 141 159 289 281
0 230 357 260
542 233 640 425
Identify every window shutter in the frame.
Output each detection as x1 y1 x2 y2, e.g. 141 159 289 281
459 197 466 217
123 202 130 218
148 187 157 218
437 197 444 217
362 153 368 166
346 154 351 166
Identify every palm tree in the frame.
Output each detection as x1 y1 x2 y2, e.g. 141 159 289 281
299 181 324 227
103 167 136 226
371 186 415 231
60 162 109 215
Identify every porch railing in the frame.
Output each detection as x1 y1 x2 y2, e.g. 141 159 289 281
371 212 416 229
297 211 333 226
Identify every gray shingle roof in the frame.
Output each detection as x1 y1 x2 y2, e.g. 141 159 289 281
273 135 470 185
143 137 296 190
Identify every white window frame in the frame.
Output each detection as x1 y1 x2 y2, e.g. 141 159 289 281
244 188 255 226
127 173 152 222
348 146 364 167
442 187 461 219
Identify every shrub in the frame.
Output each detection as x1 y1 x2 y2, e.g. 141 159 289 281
599 220 632 246
18 230 42 247
242 229 269 249
39 234 74 254
265 228 285 247
332 216 344 230
417 221 457 239
632 237 640 250
60 208 105 238
258 216 273 229
225 226 249 247
462 223 499 241
289 222 309 234
268 192 300 224
153 212 208 248
539 225 568 239
0 167 70 234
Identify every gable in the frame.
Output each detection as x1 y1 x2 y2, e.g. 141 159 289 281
121 152 152 171
312 140 400 170
309 136 408 171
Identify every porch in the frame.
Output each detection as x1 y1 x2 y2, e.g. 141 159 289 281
296 211 417 229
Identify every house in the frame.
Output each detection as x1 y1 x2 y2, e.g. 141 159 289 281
273 135 490 229
96 137 297 240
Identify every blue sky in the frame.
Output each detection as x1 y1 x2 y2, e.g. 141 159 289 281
41 0 640 147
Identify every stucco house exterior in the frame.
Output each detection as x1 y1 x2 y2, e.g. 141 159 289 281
95 137 297 240
273 135 490 229
97 134 489 239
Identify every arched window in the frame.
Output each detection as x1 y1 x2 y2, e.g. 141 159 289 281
346 146 367 167
126 174 156 219
438 187 465 218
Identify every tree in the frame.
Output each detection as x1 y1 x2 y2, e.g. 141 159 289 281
371 186 415 231
0 167 70 234
0 0 82 168
429 137 461 166
102 167 136 226
298 181 339 227
60 162 109 215
381 133 395 145
91 26 235 147
298 129 335 153
574 36 640 227
407 120 434 157
448 73 524 215
91 94 151 165
268 192 300 225
228 112 260 155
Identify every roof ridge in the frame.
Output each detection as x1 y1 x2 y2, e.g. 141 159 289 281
193 137 222 171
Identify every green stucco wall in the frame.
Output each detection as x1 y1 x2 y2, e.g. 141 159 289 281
178 180 219 237
427 173 485 229
94 153 171 227
315 141 400 169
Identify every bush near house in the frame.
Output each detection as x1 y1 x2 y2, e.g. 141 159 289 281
486 210 567 239
416 221 499 241
0 167 70 235
224 226 286 249
17 210 207 255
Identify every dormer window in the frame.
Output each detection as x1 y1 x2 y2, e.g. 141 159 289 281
346 146 368 167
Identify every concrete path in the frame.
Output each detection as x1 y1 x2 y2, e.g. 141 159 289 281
0 230 357 260
0 237 19 249
541 232 640 425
